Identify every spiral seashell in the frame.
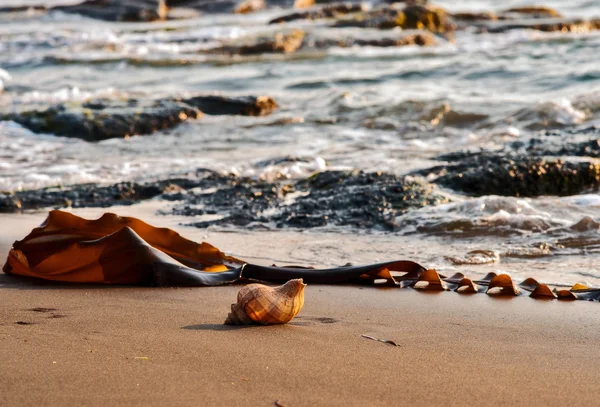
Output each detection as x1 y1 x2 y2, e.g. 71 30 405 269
224 279 306 325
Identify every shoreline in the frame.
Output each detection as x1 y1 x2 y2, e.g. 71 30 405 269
2 202 600 286
2 205 600 405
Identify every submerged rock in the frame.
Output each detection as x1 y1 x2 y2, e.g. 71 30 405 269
3 95 278 140
484 18 600 34
418 151 600 197
451 11 497 22
511 126 600 158
205 28 434 59
5 99 200 142
207 30 305 55
334 5 455 34
183 95 278 116
502 6 562 19
54 0 167 22
315 32 436 47
268 3 364 24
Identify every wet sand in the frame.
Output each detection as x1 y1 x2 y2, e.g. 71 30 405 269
2 208 600 406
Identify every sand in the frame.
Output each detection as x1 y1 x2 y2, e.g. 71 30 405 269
2 208 600 406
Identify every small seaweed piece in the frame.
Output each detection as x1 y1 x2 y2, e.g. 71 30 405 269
361 334 400 347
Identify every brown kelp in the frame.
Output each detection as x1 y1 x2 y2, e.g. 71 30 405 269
3 211 600 302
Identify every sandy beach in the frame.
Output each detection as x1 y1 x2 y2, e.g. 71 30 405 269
2 209 600 406
2 0 600 405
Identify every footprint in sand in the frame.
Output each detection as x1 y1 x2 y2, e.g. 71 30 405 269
27 307 67 319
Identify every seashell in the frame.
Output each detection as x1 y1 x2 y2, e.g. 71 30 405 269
224 279 306 325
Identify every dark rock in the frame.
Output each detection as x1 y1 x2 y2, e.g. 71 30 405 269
451 11 497 22
207 30 305 55
418 151 600 197
1 170 447 229
4 99 201 142
502 6 562 19
54 0 167 22
183 95 278 116
314 32 436 48
511 127 600 158
484 18 600 34
0 182 172 212
268 3 364 24
179 170 449 230
4 95 278 140
334 5 455 34
0 5 48 12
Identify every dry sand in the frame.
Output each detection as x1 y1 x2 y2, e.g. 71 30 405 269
1 208 600 406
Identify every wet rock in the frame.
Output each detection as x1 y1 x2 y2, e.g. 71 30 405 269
503 6 562 19
180 170 449 230
4 99 201 142
314 32 436 47
451 11 497 22
234 0 265 13
484 18 600 34
207 30 305 55
268 3 364 24
183 95 278 116
334 5 454 34
55 0 167 22
1 170 447 229
4 95 278 140
0 5 48 12
0 182 172 212
511 127 600 158
418 151 600 197
401 4 453 33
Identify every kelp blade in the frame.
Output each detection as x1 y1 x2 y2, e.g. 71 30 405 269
3 211 243 286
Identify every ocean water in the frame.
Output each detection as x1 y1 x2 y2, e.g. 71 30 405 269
1 0 600 285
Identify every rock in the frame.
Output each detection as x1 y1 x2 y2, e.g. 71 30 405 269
5 99 201 142
207 30 305 55
234 0 265 14
313 32 436 48
269 3 364 24
451 11 497 22
183 95 278 116
511 126 600 158
4 95 278 140
0 5 48 12
503 6 562 19
334 5 455 34
418 151 600 197
179 170 449 230
1 169 447 229
0 182 171 212
401 4 453 33
54 0 166 22
484 18 600 34
294 0 314 8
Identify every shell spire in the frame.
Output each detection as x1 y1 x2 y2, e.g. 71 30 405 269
224 279 306 325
